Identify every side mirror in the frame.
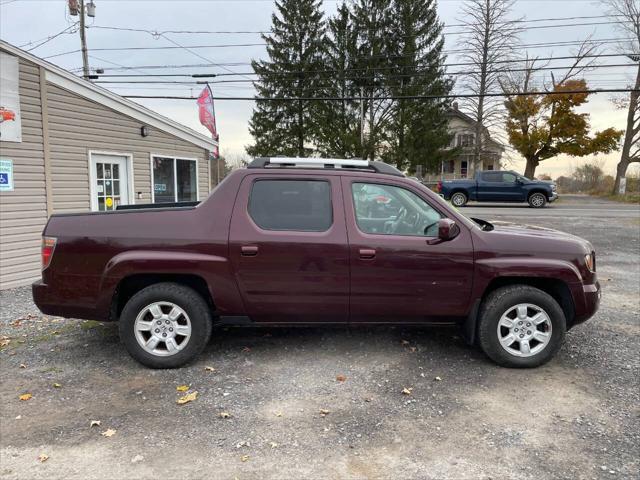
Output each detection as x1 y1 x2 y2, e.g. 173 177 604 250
438 218 460 241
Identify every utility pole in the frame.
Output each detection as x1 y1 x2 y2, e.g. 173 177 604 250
359 86 365 157
79 0 90 78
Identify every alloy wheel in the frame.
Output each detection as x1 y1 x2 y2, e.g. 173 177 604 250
134 302 192 356
496 303 552 357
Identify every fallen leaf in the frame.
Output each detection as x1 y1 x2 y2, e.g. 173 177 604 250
19 364 26 369
401 340 410 345
53 383 62 388
240 455 250 462
101 428 116 438
19 393 32 401
0 337 10 348
177 391 198 405
269 442 279 449
90 420 101 427
409 346 417 353
219 412 231 419
15 415 22 420
274 411 283 417
336 375 347 382
319 408 331 416
242 346 251 353
204 366 215 372
38 453 49 463
176 385 189 392
402 387 413 395
434 376 442 382
131 454 144 464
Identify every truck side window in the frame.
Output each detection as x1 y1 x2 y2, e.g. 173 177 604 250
351 183 442 236
248 180 332 232
481 172 501 182
502 172 517 183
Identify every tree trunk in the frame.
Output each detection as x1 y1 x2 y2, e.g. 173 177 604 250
612 63 639 194
524 157 538 179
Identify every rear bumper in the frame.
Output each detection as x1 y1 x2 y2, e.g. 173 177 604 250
571 280 601 327
32 280 106 321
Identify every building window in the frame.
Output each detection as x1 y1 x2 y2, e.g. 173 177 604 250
461 160 468 178
442 159 455 174
152 156 198 203
457 134 475 147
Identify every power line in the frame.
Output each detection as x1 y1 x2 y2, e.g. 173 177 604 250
20 23 79 51
43 36 631 60
123 88 640 101
74 53 637 73
91 62 636 86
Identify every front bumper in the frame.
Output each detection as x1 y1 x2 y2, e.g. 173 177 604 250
549 192 559 202
571 280 601 326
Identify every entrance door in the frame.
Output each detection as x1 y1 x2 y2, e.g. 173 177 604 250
90 153 130 211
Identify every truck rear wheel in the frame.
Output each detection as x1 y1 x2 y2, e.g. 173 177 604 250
528 192 547 208
477 285 566 368
119 282 212 369
451 192 468 207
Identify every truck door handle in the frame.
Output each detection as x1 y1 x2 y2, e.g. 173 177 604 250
241 246 259 256
359 248 376 260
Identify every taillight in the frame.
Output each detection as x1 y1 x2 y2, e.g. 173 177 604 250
437 181 442 193
41 236 57 270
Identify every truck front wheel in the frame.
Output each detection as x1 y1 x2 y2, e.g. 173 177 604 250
451 192 468 207
528 192 547 208
119 282 212 368
477 285 566 368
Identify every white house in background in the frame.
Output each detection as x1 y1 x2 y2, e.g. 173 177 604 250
424 102 505 181
0 40 218 290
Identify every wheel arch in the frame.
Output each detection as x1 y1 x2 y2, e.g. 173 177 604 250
111 273 216 321
482 276 575 326
462 276 576 345
527 188 550 200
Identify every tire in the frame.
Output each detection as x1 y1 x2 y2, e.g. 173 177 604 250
451 191 468 207
119 282 212 369
477 285 566 368
528 192 547 208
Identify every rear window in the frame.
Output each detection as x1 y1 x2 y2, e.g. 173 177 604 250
248 180 332 232
481 172 502 182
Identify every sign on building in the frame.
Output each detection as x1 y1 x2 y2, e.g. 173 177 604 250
0 158 14 191
0 52 22 143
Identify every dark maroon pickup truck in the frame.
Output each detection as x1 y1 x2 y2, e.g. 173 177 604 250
33 157 600 369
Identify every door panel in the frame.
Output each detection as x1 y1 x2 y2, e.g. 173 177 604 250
477 171 521 202
229 175 349 323
343 177 474 323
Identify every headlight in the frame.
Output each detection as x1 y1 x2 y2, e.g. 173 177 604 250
585 253 595 272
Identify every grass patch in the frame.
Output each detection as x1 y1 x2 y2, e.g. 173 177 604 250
594 192 640 204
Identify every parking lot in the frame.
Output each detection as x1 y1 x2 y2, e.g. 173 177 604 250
0 194 638 480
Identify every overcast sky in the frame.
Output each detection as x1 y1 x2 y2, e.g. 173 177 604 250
1 0 636 177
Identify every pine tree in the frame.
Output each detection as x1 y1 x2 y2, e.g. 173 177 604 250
383 0 454 173
314 2 362 157
350 0 395 160
246 0 326 157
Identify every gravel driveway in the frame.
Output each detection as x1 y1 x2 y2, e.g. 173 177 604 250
1 196 638 480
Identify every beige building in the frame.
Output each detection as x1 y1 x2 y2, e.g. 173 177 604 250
423 103 504 182
0 41 218 290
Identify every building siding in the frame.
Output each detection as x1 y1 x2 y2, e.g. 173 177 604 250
0 51 213 290
46 84 210 213
0 57 47 290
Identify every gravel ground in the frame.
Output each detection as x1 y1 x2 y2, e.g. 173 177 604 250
0 196 638 480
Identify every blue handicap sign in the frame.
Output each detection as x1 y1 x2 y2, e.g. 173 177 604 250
0 173 8 184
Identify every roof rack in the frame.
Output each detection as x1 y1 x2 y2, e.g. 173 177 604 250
247 157 404 177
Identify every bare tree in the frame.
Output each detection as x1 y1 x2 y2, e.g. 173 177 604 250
457 0 521 174
604 0 640 194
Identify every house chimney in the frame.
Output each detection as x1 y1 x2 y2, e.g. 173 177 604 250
452 101 459 110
